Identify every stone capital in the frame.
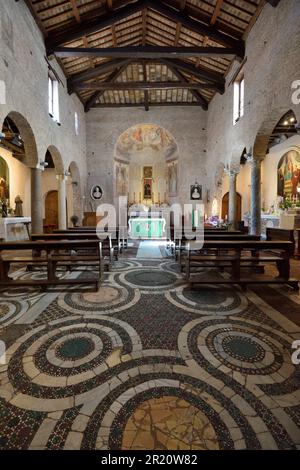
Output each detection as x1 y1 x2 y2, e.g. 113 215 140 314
224 166 240 177
246 154 264 166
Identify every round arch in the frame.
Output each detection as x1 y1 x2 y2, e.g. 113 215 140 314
2 111 38 167
46 145 64 173
114 123 179 205
253 108 297 160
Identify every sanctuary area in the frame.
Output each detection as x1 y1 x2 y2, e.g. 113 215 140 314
0 0 300 453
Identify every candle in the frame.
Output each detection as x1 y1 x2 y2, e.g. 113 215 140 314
133 192 136 204
158 192 160 204
139 192 141 203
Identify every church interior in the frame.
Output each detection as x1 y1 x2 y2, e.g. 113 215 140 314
0 0 300 453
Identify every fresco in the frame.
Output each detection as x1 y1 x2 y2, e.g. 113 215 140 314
277 150 300 198
116 124 178 160
115 163 129 196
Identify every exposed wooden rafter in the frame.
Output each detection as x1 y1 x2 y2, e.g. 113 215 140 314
266 0 281 6
68 58 131 90
84 61 130 112
16 0 268 110
165 63 208 110
45 0 244 59
91 102 202 108
75 81 221 91
52 45 241 59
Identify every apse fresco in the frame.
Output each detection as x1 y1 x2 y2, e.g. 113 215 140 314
277 150 300 198
116 124 178 160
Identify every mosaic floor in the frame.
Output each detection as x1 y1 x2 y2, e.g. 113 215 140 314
0 258 300 450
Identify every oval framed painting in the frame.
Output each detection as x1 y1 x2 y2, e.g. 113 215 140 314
90 185 103 201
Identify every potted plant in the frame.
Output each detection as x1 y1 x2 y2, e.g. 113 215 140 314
70 215 79 227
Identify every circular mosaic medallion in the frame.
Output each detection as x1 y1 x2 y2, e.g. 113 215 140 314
83 286 120 304
166 285 248 315
192 320 284 375
222 336 265 362
57 337 94 360
58 281 140 315
184 287 227 305
121 395 219 450
121 269 179 291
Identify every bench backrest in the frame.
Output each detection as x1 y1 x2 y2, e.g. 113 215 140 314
266 228 295 243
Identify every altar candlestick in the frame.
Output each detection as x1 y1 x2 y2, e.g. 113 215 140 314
133 192 136 204
139 192 141 203
164 192 166 203
158 192 160 204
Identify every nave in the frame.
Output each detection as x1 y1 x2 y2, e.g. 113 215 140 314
0 238 300 450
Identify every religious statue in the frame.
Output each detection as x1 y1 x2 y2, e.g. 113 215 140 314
0 177 8 200
1 199 8 218
14 195 23 217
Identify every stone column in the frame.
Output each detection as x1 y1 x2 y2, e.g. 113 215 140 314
31 168 43 233
225 167 239 230
248 156 263 236
57 174 67 230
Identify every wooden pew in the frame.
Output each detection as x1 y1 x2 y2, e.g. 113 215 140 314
31 232 116 263
176 232 259 264
54 227 128 252
295 229 300 260
0 239 103 290
185 240 298 291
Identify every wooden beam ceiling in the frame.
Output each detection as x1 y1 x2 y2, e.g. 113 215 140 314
46 0 245 59
147 0 244 54
52 45 240 59
84 62 131 112
46 0 148 52
91 102 202 108
266 0 281 6
68 58 131 89
75 81 221 90
165 62 208 110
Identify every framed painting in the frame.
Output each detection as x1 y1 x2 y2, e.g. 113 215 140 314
143 178 152 199
190 183 202 200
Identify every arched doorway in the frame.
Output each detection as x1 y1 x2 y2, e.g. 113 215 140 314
221 192 242 221
1 112 38 230
44 190 58 229
42 146 65 230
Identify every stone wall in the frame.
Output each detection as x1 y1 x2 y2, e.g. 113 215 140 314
0 0 87 218
206 0 300 213
86 107 208 209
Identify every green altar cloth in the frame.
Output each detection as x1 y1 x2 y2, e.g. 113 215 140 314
129 217 166 239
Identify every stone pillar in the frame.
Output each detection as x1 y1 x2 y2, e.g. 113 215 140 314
31 168 43 233
57 174 67 230
225 167 239 230
248 157 263 236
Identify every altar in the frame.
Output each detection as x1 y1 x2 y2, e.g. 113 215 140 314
129 217 166 239
0 217 31 241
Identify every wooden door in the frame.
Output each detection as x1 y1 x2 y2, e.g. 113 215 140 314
45 190 58 228
221 192 242 221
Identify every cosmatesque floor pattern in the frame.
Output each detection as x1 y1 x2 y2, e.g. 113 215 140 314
0 260 300 450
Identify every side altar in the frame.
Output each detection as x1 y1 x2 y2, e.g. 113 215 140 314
0 217 31 241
